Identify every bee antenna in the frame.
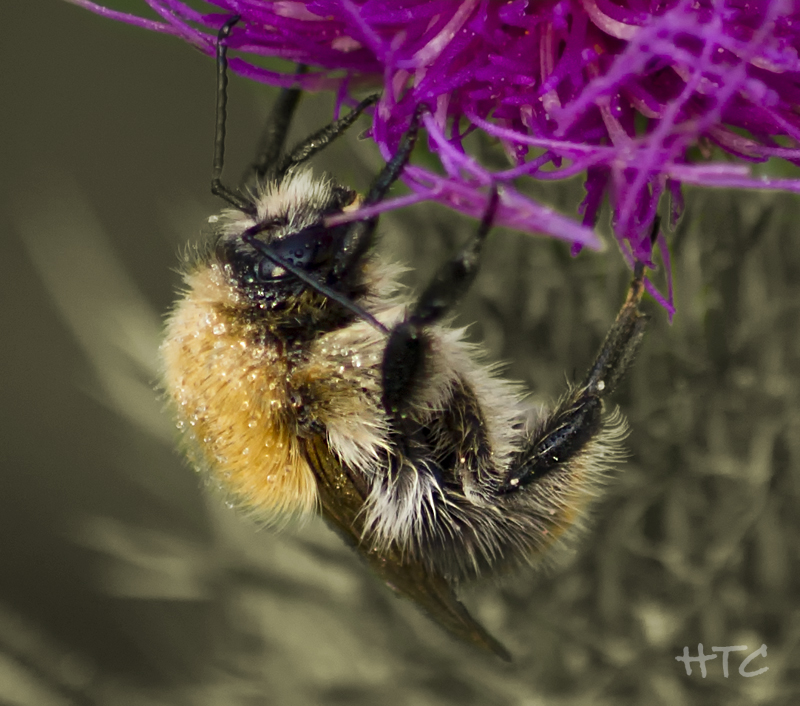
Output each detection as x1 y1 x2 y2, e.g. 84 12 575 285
241 229 389 334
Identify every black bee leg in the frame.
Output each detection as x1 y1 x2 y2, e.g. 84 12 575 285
275 93 380 177
333 105 425 281
500 265 648 494
364 106 427 207
582 263 648 396
245 65 308 184
210 15 252 212
382 187 500 418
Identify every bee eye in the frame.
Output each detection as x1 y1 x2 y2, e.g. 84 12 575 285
256 258 286 281
254 224 337 282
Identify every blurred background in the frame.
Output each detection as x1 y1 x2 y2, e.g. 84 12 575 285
3 1 799 704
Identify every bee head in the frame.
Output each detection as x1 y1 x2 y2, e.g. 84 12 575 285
213 174 369 327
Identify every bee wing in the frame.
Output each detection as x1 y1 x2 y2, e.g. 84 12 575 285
301 436 512 661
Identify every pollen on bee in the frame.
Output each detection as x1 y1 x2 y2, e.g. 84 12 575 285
160 264 319 520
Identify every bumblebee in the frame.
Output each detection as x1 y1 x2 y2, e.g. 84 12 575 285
161 18 648 660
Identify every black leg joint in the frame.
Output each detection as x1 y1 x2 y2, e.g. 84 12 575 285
499 392 603 494
381 322 426 418
211 179 254 212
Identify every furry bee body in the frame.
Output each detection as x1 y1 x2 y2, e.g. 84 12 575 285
162 167 639 637
161 19 647 658
162 170 548 573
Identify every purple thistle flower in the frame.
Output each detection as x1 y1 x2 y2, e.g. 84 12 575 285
66 0 800 312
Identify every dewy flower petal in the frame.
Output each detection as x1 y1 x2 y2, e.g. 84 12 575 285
66 0 800 312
